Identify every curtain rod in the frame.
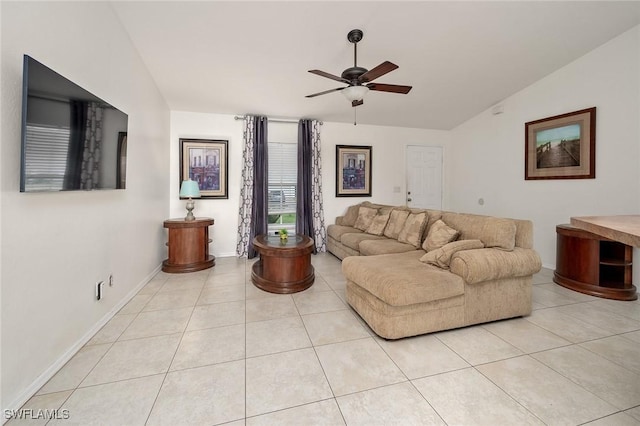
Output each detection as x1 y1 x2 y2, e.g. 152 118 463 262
233 115 323 125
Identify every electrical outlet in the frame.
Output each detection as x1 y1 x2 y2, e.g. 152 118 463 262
96 281 104 300
109 274 113 287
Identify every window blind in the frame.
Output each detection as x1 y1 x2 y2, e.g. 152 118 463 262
268 141 297 231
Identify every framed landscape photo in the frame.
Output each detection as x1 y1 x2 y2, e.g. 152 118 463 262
525 107 596 180
336 145 372 197
179 138 228 199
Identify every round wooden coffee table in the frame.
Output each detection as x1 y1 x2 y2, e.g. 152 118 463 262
251 234 315 294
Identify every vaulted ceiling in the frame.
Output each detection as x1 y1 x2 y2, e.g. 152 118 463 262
111 1 640 130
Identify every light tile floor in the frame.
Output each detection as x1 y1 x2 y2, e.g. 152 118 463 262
11 254 640 425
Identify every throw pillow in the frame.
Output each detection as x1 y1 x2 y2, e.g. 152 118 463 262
366 210 391 236
354 206 378 231
423 219 459 252
383 208 411 239
398 212 429 248
420 239 485 269
341 204 362 227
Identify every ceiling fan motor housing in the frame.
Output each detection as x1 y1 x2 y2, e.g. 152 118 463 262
341 66 367 83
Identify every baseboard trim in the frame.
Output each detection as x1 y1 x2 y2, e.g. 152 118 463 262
2 263 162 424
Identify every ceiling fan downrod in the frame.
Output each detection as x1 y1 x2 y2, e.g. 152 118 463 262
348 29 363 68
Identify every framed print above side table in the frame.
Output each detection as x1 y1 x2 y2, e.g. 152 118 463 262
525 107 596 180
180 138 229 198
336 145 372 197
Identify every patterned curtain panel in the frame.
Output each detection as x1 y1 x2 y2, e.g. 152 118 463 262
80 102 103 189
297 119 326 252
310 120 327 252
236 116 256 257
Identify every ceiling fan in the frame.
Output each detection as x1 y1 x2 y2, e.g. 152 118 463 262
306 29 412 107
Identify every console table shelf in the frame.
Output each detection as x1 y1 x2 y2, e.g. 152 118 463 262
554 224 636 301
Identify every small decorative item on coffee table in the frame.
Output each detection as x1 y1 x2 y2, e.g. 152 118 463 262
251 234 314 294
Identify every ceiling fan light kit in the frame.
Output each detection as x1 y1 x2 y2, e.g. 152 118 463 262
306 29 412 110
342 85 369 102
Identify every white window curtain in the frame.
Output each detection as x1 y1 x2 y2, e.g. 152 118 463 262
311 120 327 252
236 116 255 257
309 120 326 252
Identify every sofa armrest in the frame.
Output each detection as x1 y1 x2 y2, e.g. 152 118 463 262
449 247 542 285
335 216 347 226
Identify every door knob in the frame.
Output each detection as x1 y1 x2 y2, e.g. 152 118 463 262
407 198 412 202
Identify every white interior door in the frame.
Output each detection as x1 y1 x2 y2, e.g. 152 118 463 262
406 145 443 209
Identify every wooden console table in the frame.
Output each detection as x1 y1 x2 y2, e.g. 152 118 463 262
554 224 636 301
251 234 314 294
162 218 215 273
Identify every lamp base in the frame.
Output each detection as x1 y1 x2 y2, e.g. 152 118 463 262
185 199 195 221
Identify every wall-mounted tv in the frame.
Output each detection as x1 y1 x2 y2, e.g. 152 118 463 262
20 55 128 192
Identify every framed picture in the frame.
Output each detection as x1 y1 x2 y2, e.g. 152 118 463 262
336 145 372 197
116 132 127 189
179 138 228 199
525 107 596 180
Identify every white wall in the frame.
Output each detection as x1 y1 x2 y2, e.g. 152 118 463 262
320 122 451 223
449 26 640 268
169 112 244 257
1 2 170 412
169 113 451 256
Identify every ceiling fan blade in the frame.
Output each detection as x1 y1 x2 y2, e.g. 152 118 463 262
352 99 363 107
366 83 412 94
305 87 345 98
358 61 398 83
308 69 349 83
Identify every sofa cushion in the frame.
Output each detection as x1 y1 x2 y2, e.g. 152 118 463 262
359 239 418 256
420 239 485 269
342 251 465 306
327 224 362 241
366 210 391 235
354 206 378 231
340 232 386 251
423 219 459 252
383 208 411 239
398 211 429 248
441 213 517 251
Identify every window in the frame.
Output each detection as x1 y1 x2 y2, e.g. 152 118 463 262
23 124 70 191
268 141 297 234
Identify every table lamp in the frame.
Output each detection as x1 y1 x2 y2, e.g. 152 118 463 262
179 179 201 221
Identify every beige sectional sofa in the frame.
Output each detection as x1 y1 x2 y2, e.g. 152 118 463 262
327 202 542 339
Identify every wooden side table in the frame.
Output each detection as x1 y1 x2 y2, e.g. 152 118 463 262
554 224 636 301
251 234 314 294
162 218 215 273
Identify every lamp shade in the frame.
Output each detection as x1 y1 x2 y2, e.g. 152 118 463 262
179 179 201 198
342 85 369 102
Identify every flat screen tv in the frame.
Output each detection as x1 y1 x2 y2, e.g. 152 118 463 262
20 55 128 192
